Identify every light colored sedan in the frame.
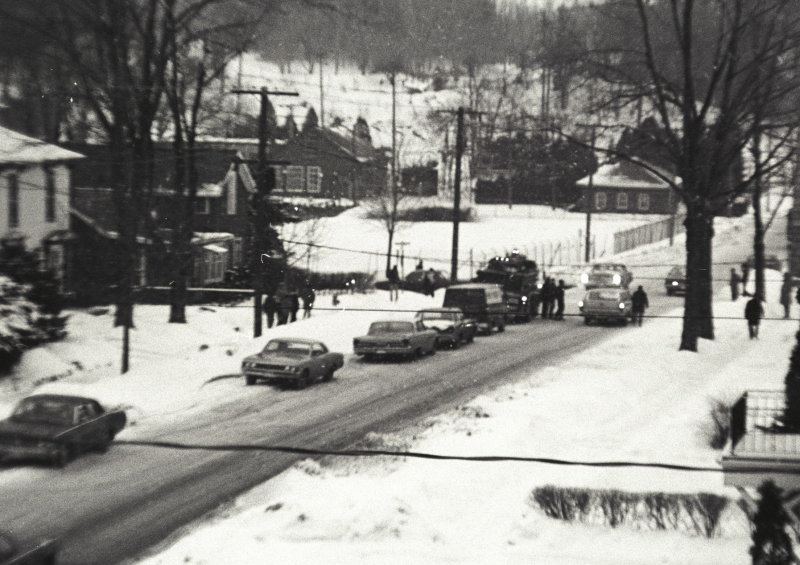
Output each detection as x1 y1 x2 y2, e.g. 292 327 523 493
353 320 438 360
242 338 344 389
578 288 634 326
580 263 633 290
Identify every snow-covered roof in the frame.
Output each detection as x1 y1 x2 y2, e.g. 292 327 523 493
576 160 680 190
0 125 85 165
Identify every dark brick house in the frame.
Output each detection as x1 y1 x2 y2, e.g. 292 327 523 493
575 160 678 214
66 143 257 300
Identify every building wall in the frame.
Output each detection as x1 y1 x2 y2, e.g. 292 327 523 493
0 164 71 245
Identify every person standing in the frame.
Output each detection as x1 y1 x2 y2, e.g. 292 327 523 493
780 273 792 319
301 286 315 319
289 291 300 322
541 278 555 319
730 268 741 301
277 292 292 325
745 294 764 339
554 280 566 320
631 285 649 327
741 261 751 297
263 294 277 328
387 264 400 302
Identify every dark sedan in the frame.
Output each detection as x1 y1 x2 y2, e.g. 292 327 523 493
664 266 686 295
0 530 57 565
0 394 126 468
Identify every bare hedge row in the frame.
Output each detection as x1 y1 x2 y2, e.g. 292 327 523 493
530 485 736 538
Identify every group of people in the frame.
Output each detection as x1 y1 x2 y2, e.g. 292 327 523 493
733 263 797 339
536 278 566 320
729 262 753 301
262 285 316 328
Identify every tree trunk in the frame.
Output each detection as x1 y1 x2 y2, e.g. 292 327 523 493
680 207 715 351
385 226 394 275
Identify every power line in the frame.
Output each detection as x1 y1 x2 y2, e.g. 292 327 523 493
115 438 724 472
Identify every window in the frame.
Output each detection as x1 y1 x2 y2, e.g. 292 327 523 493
616 192 628 210
594 191 607 211
270 166 285 191
637 193 650 211
306 166 322 193
45 168 56 222
194 198 210 215
7 175 19 228
285 166 304 192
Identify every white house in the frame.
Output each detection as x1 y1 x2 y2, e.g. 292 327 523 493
0 126 84 288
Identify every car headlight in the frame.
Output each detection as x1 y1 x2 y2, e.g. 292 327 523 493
521 296 528 303
619 302 626 309
536 282 543 289
580 273 589 284
672 281 678 286
612 273 622 285
577 300 584 308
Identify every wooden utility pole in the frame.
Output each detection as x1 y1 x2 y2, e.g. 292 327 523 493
319 55 325 128
231 87 298 338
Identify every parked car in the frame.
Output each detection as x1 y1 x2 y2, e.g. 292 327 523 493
242 338 344 388
747 254 782 272
664 266 686 295
578 288 634 326
580 263 633 290
375 268 450 295
442 283 507 335
0 530 57 565
415 307 477 349
353 320 438 360
0 394 127 468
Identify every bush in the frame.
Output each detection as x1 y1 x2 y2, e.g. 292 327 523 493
684 493 729 538
704 397 734 449
530 486 592 522
597 489 636 528
364 206 474 223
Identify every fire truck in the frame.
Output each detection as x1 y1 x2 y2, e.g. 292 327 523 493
473 251 540 322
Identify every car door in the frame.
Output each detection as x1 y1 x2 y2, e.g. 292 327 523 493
310 343 327 378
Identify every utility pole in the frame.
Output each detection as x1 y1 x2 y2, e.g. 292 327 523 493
318 55 325 128
439 106 484 282
232 86 298 338
576 123 600 263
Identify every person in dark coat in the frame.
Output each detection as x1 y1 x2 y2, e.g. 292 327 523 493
387 264 400 302
729 268 741 301
541 278 555 319
263 294 278 328
301 286 316 319
422 268 436 297
745 294 764 339
277 292 292 325
780 273 792 319
554 280 566 320
289 292 300 322
631 285 649 327
741 262 751 297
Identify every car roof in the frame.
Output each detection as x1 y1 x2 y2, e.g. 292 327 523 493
417 307 461 313
447 283 501 290
23 394 99 405
267 337 321 345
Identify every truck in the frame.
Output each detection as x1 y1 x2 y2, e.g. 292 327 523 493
473 251 540 322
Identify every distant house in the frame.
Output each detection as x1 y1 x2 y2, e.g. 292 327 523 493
66 143 258 300
401 163 438 197
575 160 678 215
0 125 84 291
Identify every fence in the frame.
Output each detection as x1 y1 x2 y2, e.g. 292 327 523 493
613 215 684 254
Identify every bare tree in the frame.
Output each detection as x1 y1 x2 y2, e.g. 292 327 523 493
585 0 800 351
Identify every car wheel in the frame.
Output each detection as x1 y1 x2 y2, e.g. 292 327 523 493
54 444 70 468
584 316 592 325
245 374 256 386
296 370 310 389
620 318 629 327
323 368 334 382
414 347 423 359
97 430 114 453
452 337 461 350
497 321 505 332
666 288 674 296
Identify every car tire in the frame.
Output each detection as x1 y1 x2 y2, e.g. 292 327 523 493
245 375 256 386
497 321 505 332
584 316 592 325
666 288 674 296
97 430 114 453
452 337 461 350
55 444 70 468
415 347 423 359
323 368 334 382
296 370 310 389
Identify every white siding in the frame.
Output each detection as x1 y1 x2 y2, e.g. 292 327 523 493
0 164 71 245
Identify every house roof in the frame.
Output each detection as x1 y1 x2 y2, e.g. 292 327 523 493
576 160 680 190
0 126 85 165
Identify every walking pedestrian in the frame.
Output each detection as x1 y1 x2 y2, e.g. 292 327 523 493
781 273 792 319
631 285 649 327
301 286 315 319
263 294 277 328
289 291 300 322
277 292 292 325
387 264 400 302
745 294 764 339
554 280 566 320
422 268 436 297
741 261 751 297
541 278 555 319
729 268 741 301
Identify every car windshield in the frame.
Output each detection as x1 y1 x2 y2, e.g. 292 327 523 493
369 321 414 334
593 264 623 272
419 311 457 321
11 397 75 426
263 340 311 357
587 290 624 301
